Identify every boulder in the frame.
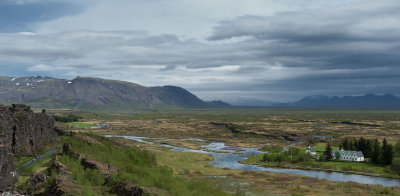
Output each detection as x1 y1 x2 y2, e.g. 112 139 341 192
109 181 143 196
47 158 65 175
81 158 117 174
29 172 48 186
45 176 68 196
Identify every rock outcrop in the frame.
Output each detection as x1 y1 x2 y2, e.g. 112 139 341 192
209 121 303 141
0 147 17 191
29 172 48 187
0 104 56 156
109 181 144 196
0 104 56 192
81 158 118 174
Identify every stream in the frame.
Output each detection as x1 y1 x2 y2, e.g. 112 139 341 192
105 135 400 187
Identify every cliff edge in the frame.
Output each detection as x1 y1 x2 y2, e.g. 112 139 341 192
0 104 56 192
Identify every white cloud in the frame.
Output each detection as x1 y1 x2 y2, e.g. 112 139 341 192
17 32 35 36
33 0 321 38
27 64 53 71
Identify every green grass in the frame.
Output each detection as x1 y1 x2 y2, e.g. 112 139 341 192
59 133 228 195
259 145 284 153
16 153 57 193
14 145 57 168
68 122 95 129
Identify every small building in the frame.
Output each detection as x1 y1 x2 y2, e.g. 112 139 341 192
305 145 317 156
101 124 109 129
332 150 364 162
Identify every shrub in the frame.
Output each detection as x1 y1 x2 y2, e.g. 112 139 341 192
391 158 400 174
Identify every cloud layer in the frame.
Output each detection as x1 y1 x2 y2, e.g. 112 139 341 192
0 0 399 101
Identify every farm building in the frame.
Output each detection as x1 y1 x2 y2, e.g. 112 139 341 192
332 150 364 162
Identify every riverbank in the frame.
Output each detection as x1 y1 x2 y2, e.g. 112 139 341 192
242 154 400 180
104 134 400 187
111 136 400 195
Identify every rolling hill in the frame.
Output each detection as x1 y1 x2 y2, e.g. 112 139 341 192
0 76 213 111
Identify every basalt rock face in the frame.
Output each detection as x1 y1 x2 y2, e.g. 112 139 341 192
0 104 56 192
0 104 56 156
0 147 17 191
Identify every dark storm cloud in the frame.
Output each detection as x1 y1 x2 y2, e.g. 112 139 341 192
208 3 400 71
1 0 400 101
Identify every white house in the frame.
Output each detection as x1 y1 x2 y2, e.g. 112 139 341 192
305 145 317 156
332 150 364 162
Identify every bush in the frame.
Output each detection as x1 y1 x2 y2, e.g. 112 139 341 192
262 148 311 163
391 158 400 174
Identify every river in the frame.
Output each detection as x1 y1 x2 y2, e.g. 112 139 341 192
104 135 400 187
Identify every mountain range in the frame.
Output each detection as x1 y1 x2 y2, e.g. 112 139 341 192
1 76 400 110
288 93 400 109
204 97 279 106
0 76 213 111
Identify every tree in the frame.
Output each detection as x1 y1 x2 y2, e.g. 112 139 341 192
348 139 354 151
381 138 394 165
392 158 400 175
335 151 341 161
352 138 358 150
263 153 271 162
364 139 372 158
371 139 380 164
342 138 349 150
395 140 400 158
324 143 333 161
357 137 365 152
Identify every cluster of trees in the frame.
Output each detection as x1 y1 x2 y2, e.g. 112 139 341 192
53 114 82 123
339 137 394 165
262 148 312 164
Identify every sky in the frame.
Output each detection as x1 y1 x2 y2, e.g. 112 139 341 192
1 0 400 102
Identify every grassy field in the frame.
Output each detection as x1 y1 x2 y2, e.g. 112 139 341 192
45 108 400 195
68 122 96 129
16 133 229 195
112 136 400 195
66 109 400 143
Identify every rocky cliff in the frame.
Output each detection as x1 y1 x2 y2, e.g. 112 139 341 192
0 104 56 191
0 147 17 191
0 104 56 156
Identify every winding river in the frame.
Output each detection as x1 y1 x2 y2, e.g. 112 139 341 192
105 135 400 187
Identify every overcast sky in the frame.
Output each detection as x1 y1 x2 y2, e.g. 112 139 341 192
1 0 400 102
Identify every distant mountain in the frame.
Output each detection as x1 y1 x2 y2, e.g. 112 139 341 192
205 100 232 108
0 76 211 111
290 93 400 108
205 97 279 106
